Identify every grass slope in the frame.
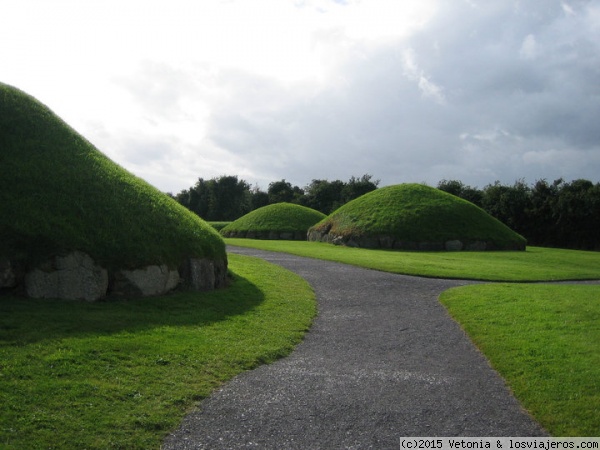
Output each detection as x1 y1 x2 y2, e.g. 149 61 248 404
221 203 325 238
0 82 224 269
440 284 600 436
0 253 316 449
310 183 526 250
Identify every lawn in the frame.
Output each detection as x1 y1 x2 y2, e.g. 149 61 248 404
0 253 316 449
440 284 600 436
3 238 598 444
225 238 600 435
225 238 600 281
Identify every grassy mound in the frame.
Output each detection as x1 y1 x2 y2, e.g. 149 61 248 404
0 82 225 269
308 183 526 250
221 203 326 240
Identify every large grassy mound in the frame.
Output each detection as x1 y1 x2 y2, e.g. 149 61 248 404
308 183 526 250
0 82 225 269
221 203 326 240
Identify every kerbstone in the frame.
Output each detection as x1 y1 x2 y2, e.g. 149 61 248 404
445 240 464 251
0 257 16 288
181 258 228 291
25 251 108 301
466 241 487 251
113 265 180 297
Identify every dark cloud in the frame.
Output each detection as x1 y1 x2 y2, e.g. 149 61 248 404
202 0 600 189
5 1 598 193
103 1 599 192
413 1 600 153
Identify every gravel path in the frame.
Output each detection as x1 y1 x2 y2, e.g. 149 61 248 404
163 247 546 449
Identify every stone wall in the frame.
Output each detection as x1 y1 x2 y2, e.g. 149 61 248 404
307 229 525 251
0 251 228 301
222 230 307 240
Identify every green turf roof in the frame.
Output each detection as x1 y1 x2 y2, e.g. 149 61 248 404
0 82 225 269
310 183 526 250
221 203 326 236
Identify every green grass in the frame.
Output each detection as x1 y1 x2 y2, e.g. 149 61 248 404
225 239 600 281
309 183 526 250
225 238 600 435
208 222 231 231
0 253 316 449
440 284 600 436
221 203 325 238
0 82 224 269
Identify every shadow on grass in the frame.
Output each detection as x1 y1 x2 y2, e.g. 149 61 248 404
0 273 264 345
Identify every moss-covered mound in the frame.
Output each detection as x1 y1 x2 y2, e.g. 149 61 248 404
308 183 526 251
221 203 326 240
0 82 226 282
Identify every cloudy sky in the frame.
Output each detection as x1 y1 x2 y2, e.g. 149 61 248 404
2 0 599 193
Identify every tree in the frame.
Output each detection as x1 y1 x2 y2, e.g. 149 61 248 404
474 178 600 250
174 178 212 218
303 179 345 214
437 179 483 206
174 175 251 221
481 180 532 236
268 179 304 204
342 174 379 204
527 178 562 246
249 185 269 210
437 179 465 197
555 179 599 249
208 175 252 221
302 174 379 214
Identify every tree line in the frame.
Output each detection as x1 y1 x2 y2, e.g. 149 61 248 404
172 175 600 251
437 178 600 251
172 174 379 220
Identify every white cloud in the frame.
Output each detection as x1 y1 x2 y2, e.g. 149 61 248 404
402 48 446 104
562 2 575 16
1 0 599 193
519 34 538 59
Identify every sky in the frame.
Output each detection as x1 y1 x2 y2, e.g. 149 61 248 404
2 0 599 193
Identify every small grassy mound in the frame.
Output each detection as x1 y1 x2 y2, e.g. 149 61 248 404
308 183 526 250
0 82 225 269
221 203 326 240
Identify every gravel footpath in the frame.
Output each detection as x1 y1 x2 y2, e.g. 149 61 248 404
163 246 546 449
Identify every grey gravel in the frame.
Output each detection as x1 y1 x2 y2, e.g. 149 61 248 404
163 246 547 449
